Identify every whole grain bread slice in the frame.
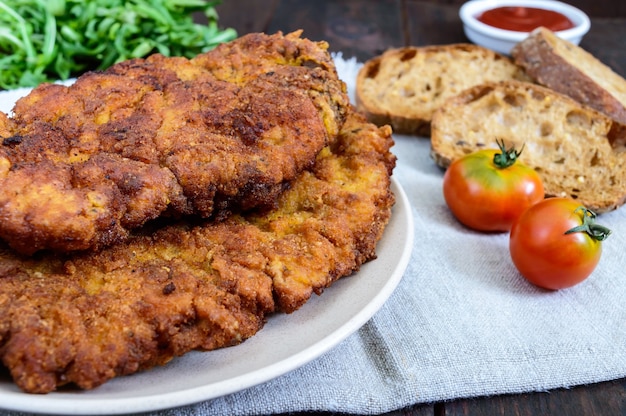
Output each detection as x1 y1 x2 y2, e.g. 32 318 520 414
431 80 626 213
355 43 530 136
511 27 626 125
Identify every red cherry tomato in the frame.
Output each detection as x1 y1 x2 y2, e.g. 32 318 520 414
509 198 611 290
443 140 544 231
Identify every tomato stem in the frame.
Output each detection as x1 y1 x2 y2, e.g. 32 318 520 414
492 138 524 169
565 207 611 241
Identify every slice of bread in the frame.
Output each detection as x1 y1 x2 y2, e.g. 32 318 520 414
431 80 626 213
355 43 530 136
511 27 626 125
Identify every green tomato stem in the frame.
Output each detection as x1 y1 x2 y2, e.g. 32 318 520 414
492 138 524 169
565 206 612 241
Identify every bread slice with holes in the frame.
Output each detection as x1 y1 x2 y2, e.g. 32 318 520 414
511 27 626 125
431 80 626 213
355 44 530 136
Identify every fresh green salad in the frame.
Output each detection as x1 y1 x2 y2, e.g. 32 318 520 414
0 0 237 89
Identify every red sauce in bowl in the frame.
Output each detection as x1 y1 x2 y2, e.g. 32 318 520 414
477 6 575 32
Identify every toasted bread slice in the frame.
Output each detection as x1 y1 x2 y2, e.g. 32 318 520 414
511 27 626 125
431 80 626 213
355 43 530 135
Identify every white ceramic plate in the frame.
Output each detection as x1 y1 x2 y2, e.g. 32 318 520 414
0 156 413 415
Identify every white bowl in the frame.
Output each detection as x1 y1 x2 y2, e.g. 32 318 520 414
459 0 590 55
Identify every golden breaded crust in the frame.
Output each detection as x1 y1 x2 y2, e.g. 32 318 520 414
0 110 395 393
0 31 349 254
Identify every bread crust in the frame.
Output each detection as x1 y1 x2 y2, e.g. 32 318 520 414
431 80 626 213
511 27 626 125
356 44 529 136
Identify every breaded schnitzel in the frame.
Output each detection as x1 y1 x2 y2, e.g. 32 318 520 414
0 31 349 254
0 110 396 394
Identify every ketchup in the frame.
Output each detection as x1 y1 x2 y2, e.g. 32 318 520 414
477 6 575 32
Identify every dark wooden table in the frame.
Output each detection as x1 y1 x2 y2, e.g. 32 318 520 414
215 1 626 415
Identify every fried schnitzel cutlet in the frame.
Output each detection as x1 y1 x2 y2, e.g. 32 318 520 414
0 31 349 255
0 110 396 394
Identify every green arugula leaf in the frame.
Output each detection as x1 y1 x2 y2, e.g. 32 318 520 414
0 0 236 89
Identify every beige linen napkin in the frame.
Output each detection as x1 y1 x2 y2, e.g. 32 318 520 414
3 55 626 416
162 55 626 415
